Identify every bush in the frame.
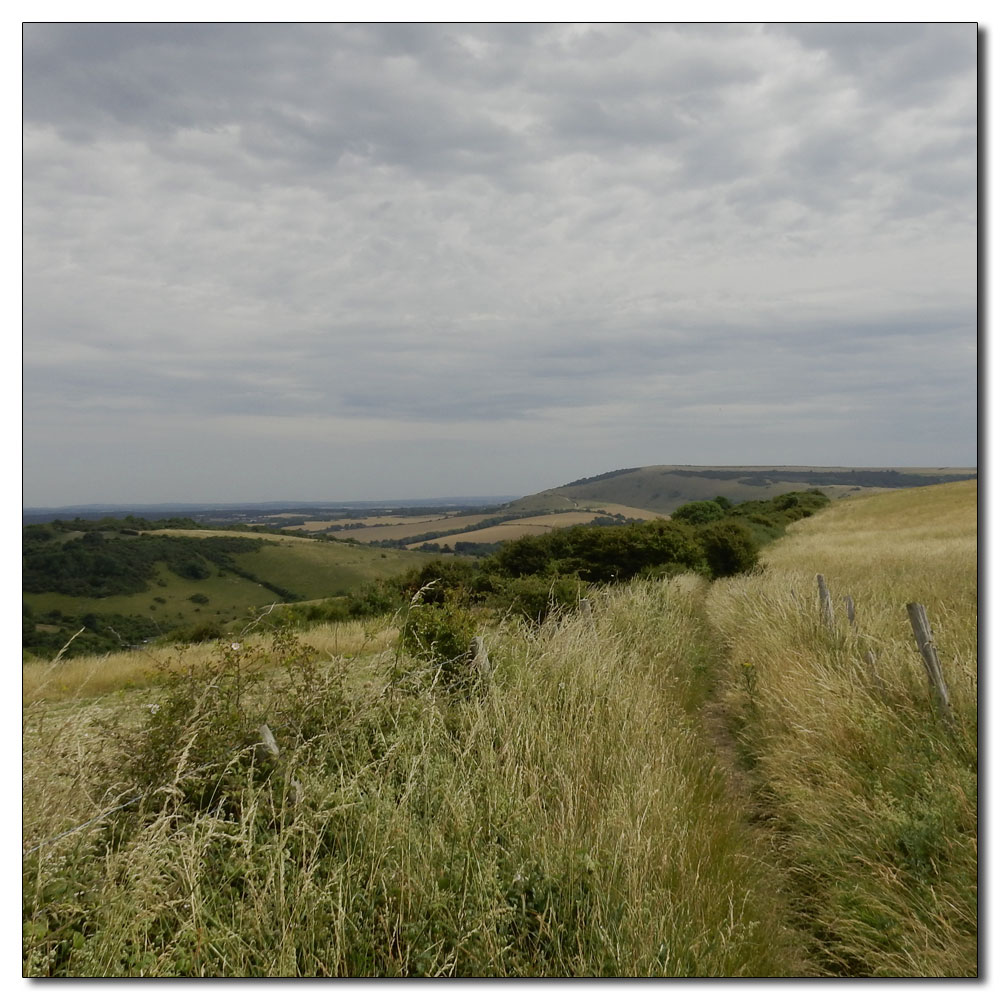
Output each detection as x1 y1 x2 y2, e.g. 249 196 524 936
490 574 582 625
347 580 402 618
697 521 760 579
400 602 477 669
671 500 726 525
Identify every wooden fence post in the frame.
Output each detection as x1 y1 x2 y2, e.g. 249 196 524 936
578 598 592 617
470 636 492 688
845 595 856 628
906 603 953 725
258 723 303 802
816 574 835 629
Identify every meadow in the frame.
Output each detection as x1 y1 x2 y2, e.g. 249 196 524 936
22 481 977 977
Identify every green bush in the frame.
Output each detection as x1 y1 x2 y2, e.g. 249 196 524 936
671 500 726 525
347 580 402 618
400 602 477 668
697 521 760 579
490 574 582 625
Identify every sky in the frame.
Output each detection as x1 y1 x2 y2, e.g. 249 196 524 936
21 20 978 506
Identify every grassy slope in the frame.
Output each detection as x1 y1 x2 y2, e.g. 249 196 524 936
25 534 437 633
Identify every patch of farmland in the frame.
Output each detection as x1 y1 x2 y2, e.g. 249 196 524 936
408 523 556 547
305 514 450 532
143 528 317 544
336 514 490 543
573 503 665 520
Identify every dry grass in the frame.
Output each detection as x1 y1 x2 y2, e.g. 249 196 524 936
705 480 977 977
23 578 812 977
24 618 401 705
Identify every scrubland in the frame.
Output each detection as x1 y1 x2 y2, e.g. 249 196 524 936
22 481 977 977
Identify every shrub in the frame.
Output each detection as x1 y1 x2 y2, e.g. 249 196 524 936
347 580 402 618
400 602 477 669
697 521 760 579
490 574 582 625
671 500 726 525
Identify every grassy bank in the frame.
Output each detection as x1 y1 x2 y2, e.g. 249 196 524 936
706 480 977 976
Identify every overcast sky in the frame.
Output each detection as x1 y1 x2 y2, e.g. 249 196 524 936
22 22 977 506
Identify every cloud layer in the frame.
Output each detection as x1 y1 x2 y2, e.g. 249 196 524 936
23 23 977 504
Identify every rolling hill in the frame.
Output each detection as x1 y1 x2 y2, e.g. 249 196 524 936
503 465 977 516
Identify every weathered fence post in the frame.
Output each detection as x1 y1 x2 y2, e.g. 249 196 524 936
816 574 835 629
906 603 953 725
258 723 304 803
470 636 492 689
845 595 856 629
258 723 281 759
578 598 592 617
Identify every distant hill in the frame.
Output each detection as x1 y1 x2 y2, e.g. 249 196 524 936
504 466 977 516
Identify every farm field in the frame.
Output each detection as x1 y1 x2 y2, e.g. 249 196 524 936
22 480 977 976
406 510 636 548
299 515 449 532
333 514 492 543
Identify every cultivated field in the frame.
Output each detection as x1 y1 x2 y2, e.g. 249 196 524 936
405 511 615 548
333 514 489 543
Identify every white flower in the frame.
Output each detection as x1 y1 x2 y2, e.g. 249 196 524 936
146 704 160 715
230 642 241 651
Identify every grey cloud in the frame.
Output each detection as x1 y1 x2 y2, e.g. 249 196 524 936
22 23 977 504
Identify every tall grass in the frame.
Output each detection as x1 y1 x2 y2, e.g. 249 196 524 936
705 481 977 976
24 578 811 977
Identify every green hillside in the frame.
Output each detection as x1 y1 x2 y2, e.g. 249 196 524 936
22 522 437 657
506 465 977 516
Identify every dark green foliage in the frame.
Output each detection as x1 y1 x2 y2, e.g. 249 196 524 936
347 580 403 618
488 574 582 625
485 520 702 584
681 468 975 488
671 500 726 525
187 593 210 605
22 525 269 598
22 609 163 658
400 602 477 679
396 559 480 606
697 521 760 579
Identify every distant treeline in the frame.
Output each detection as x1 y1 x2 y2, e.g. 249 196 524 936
680 468 976 488
562 468 641 488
